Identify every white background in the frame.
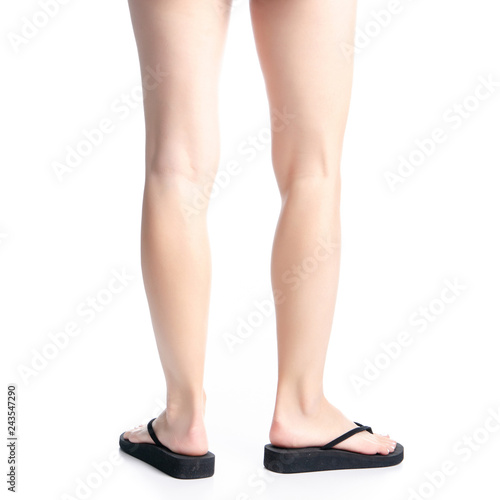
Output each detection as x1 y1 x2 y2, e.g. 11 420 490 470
1 0 500 499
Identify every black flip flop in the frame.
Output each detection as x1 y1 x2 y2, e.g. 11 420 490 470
119 418 215 479
264 422 404 473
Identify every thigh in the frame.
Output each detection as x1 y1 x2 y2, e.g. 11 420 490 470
249 0 357 186
128 0 232 175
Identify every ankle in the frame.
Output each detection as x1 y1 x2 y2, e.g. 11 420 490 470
269 395 326 449
164 389 206 425
165 405 204 425
273 386 326 422
156 406 209 455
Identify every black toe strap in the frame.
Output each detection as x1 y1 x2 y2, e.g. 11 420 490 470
147 418 164 448
320 422 373 450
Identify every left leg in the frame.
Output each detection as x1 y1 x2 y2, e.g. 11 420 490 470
123 0 231 455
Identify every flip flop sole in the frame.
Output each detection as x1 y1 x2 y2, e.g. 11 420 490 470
119 433 215 479
264 442 404 473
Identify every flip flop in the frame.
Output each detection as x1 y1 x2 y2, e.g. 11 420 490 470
263 422 404 473
119 418 215 479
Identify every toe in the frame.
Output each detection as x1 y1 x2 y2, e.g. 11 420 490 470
124 426 142 443
387 440 397 453
379 444 391 455
381 435 396 447
374 434 396 455
127 430 141 443
124 429 134 440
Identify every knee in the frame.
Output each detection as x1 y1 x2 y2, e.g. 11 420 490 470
275 160 342 202
146 145 219 188
272 132 343 198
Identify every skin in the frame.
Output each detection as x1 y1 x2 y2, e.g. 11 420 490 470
124 0 396 457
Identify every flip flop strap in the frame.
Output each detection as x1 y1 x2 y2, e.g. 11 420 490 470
147 418 164 448
320 421 373 450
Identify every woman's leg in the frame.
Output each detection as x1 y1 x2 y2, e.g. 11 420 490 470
123 0 231 455
250 0 396 454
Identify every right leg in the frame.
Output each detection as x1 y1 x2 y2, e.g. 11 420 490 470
123 0 231 455
250 0 396 455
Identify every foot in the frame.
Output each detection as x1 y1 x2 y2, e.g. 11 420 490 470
123 395 208 456
269 396 397 455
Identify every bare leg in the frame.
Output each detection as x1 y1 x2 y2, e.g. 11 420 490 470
250 0 396 454
123 0 230 455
